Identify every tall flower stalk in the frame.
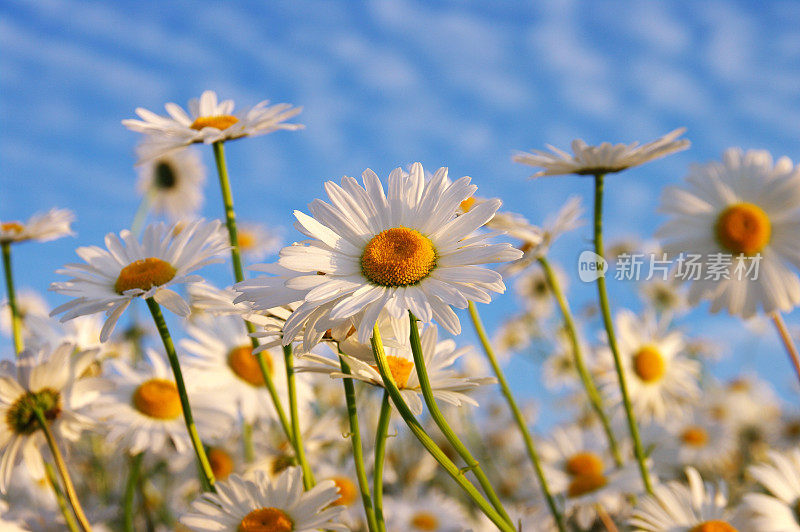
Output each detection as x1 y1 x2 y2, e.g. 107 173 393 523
45 462 81 532
770 312 800 385
1 242 23 354
467 302 566 532
592 173 653 494
373 392 391 532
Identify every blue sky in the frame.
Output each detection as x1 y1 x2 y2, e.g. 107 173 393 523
3 1 800 420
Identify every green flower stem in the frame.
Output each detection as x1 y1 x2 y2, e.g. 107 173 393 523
1 242 23 355
145 297 216 492
284 344 315 489
467 302 566 532
407 312 513 527
123 453 144 532
592 173 653 494
211 140 294 447
373 392 391 532
538 256 622 466
370 323 515 532
338 356 378 532
45 462 80 532
242 422 255 462
33 407 92 532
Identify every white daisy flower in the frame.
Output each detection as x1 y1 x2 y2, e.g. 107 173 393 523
540 425 616 495
1 290 50 345
299 322 494 416
236 163 521 347
744 448 800 531
706 375 780 436
314 461 365 529
562 461 643 530
514 264 558 318
598 310 700 423
384 490 473 532
657 148 800 317
514 128 689 177
123 90 303 161
180 467 346 532
629 467 745 531
179 314 311 424
89 349 232 455
237 222 282 261
49 219 229 341
0 343 99 493
137 147 206 222
0 208 75 245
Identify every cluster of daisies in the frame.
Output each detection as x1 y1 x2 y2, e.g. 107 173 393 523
2 91 800 532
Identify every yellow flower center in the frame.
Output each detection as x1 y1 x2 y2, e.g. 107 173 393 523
190 115 239 131
372 355 415 388
410 511 439 530
114 257 177 294
228 346 270 387
238 507 293 532
238 230 256 251
329 476 358 506
567 473 608 497
1 221 24 234
689 521 737 532
460 197 476 212
207 447 235 480
132 379 182 420
681 426 709 447
6 388 61 435
565 452 605 477
632 346 666 383
728 378 750 392
361 227 436 287
714 202 771 255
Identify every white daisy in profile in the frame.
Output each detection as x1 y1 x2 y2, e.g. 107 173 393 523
384 490 473 532
237 163 521 347
657 148 800 317
629 468 745 531
0 343 99 492
299 322 494 415
123 90 303 161
0 208 75 245
180 314 311 424
598 310 700 423
137 147 206 221
89 349 232 455
180 467 346 532
514 128 689 177
49 219 228 341
237 222 282 261
744 448 800 531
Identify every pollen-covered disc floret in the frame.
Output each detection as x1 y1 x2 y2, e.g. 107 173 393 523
50 219 228 342
180 467 347 532
235 163 521 349
123 90 303 161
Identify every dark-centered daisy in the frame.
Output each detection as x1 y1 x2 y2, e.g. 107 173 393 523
137 147 206 221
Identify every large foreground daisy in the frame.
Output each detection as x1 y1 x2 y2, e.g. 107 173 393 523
237 163 521 346
123 90 303 161
657 148 800 317
180 467 346 531
49 219 228 341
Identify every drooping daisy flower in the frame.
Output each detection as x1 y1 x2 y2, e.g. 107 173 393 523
180 467 346 532
514 128 689 178
598 310 700 423
299 322 494 415
123 90 303 161
629 468 746 531
180 314 311 424
237 164 521 346
237 222 282 260
0 343 99 492
49 219 228 341
744 448 800 531
137 147 206 221
0 208 75 245
657 148 800 317
89 349 232 455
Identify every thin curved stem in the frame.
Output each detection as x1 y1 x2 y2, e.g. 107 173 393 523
123 453 144 532
538 256 622 465
370 323 515 532
44 462 80 532
593 173 653 494
407 312 512 527
467 302 566 532
338 357 378 532
373 392 391 532
130 193 151 238
34 407 92 531
211 140 294 445
2 242 23 355
145 298 216 492
771 312 800 385
284 344 315 489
